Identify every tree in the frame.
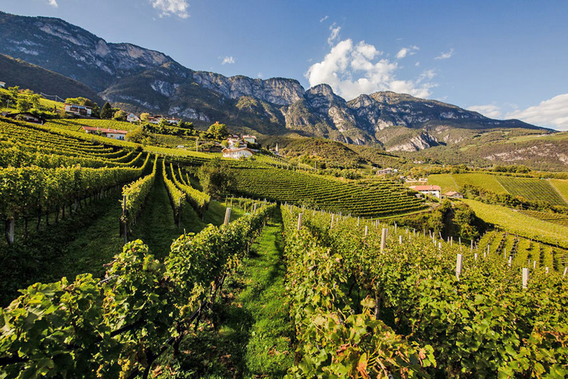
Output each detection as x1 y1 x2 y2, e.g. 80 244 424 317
17 98 32 112
125 126 150 144
207 122 229 140
91 103 100 118
198 158 236 198
113 110 127 121
29 94 41 109
100 102 113 119
140 113 150 122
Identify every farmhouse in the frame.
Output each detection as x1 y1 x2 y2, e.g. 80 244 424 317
82 126 128 140
444 191 463 199
409 185 441 198
3 112 45 124
242 135 257 144
64 103 92 116
222 147 254 159
127 113 140 123
0 81 5 88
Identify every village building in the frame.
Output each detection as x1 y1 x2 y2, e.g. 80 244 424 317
242 135 257 144
127 113 140 123
0 81 5 88
227 137 246 149
64 103 92 117
409 185 442 198
444 191 464 199
82 126 128 140
222 147 254 159
3 112 45 124
377 167 398 175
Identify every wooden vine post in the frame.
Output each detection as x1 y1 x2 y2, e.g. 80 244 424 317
123 194 128 244
297 213 303 231
522 268 529 289
380 228 387 253
456 253 463 280
224 207 232 225
6 217 15 246
364 225 368 237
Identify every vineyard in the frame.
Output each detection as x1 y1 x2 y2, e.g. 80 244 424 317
496 176 567 206
280 206 568 377
1 115 568 377
229 165 426 217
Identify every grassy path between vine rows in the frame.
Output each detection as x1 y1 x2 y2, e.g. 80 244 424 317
131 168 245 260
156 208 294 378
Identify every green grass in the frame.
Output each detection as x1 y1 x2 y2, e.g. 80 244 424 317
428 174 458 193
462 199 568 248
453 173 508 194
155 208 293 378
496 176 567 206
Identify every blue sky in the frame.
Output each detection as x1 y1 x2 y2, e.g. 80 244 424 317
2 0 568 130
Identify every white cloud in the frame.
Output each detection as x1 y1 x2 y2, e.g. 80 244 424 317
257 72 263 78
46 0 58 7
395 46 419 59
151 0 189 19
221 56 235 65
467 104 502 119
306 35 436 100
435 48 454 60
327 23 341 46
506 94 568 130
415 61 420 67
320 15 329 23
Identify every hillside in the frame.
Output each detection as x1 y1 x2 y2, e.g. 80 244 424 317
0 54 104 105
0 10 552 151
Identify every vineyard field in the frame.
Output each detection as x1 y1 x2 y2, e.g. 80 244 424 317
551 178 568 201
230 166 427 217
426 173 458 192
453 173 508 194
496 176 567 206
462 199 568 248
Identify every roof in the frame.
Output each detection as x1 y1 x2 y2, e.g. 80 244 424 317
445 191 461 196
64 103 92 109
242 135 257 139
410 185 441 191
82 126 128 134
222 147 254 154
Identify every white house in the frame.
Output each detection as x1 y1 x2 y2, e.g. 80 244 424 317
64 103 92 116
222 147 254 159
409 185 441 198
127 113 140 123
242 135 257 144
227 137 246 149
0 82 5 88
82 126 128 140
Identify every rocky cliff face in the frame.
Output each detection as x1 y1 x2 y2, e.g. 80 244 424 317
0 11 549 151
193 73 304 106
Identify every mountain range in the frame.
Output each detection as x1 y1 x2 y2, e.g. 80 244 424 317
0 11 550 151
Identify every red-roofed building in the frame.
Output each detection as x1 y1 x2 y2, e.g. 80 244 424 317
409 185 441 198
82 126 128 140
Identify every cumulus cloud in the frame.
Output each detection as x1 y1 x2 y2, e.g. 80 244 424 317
151 0 189 19
467 104 502 119
46 0 58 7
395 46 419 59
221 56 235 65
435 48 454 60
506 94 568 130
327 24 341 46
320 15 329 23
306 35 436 100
